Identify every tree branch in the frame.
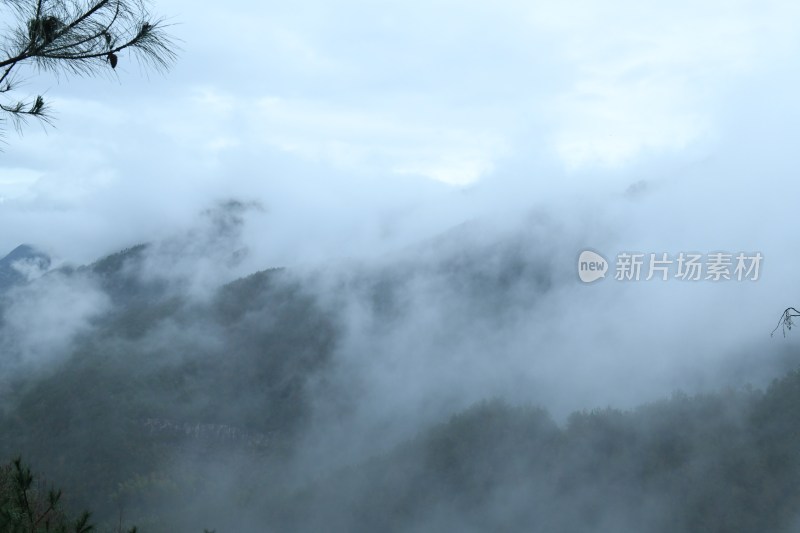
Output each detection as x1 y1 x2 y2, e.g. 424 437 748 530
771 307 800 337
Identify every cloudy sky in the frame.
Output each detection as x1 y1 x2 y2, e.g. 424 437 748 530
3 0 800 449
1 0 800 268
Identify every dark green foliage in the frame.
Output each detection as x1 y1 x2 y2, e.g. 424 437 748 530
0 457 95 533
0 458 220 532
269 374 800 533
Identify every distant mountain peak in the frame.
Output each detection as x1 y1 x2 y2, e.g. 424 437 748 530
5 243 40 258
0 244 52 291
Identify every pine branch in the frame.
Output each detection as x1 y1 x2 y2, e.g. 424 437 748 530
0 0 177 138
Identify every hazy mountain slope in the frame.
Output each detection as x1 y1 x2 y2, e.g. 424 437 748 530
0 232 796 532
0 249 340 521
267 370 800 533
0 245 51 293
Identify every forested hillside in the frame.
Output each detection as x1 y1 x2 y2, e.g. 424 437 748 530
0 241 798 531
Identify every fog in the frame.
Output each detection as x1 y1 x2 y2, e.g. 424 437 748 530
1 0 800 531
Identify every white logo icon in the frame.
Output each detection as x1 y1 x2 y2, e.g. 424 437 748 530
578 250 608 283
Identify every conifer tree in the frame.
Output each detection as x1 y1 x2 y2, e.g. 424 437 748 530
0 0 175 134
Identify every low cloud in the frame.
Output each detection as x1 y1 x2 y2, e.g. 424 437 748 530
0 271 110 370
